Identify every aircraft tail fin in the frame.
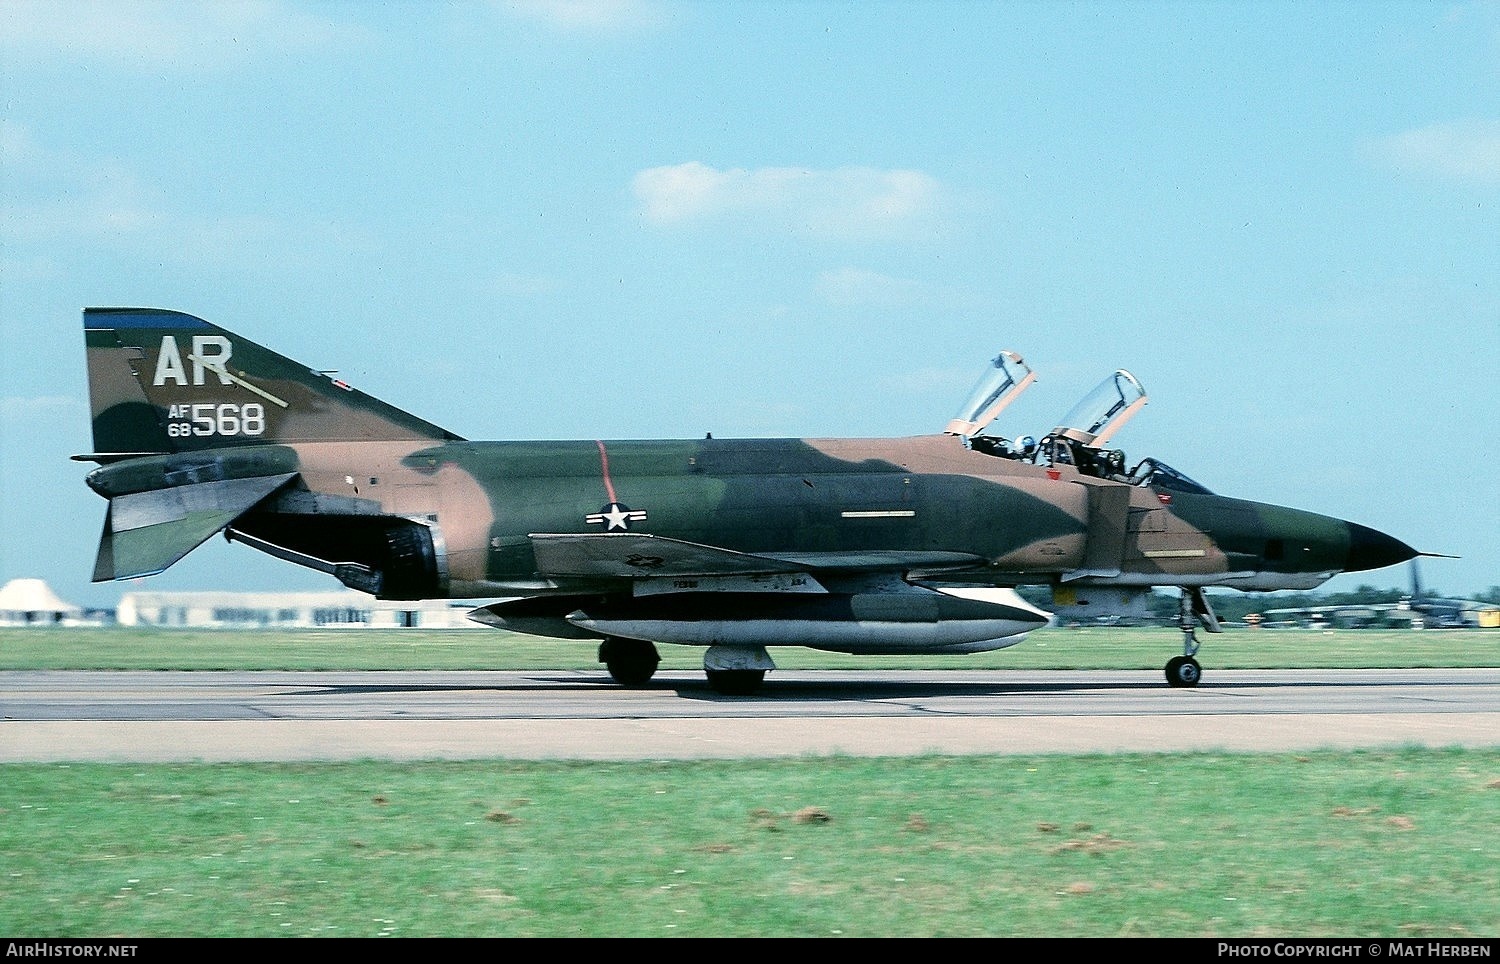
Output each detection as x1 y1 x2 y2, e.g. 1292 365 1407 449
81 307 462 459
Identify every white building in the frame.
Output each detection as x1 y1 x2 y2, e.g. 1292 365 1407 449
116 590 485 629
0 578 85 626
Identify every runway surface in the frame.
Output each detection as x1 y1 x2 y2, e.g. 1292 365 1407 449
3 667 1498 762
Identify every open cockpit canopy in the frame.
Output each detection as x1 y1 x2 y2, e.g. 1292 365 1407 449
1050 369 1146 447
952 354 1213 494
943 350 1036 438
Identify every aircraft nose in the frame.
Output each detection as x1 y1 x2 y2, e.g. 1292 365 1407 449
1345 522 1418 574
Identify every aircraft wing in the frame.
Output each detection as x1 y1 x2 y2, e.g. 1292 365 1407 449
482 533 1042 657
758 549 987 572
528 532 985 580
529 533 804 578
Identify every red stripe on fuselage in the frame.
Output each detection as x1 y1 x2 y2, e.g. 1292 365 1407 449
595 440 619 504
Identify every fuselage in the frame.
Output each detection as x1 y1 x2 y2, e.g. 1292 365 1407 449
86 433 1395 600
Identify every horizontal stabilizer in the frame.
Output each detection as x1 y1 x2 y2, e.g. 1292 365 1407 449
93 473 297 581
529 532 803 579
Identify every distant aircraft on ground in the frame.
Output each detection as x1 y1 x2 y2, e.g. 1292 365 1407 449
1398 560 1490 627
1260 560 1484 629
79 308 1427 693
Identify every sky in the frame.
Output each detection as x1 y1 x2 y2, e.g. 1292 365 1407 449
2 0 1498 610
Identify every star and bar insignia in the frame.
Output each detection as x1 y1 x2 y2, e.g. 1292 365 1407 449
585 502 648 531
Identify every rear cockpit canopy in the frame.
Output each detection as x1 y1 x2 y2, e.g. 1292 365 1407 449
1034 368 1148 480
1050 370 1146 447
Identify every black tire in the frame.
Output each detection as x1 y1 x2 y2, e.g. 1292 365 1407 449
599 637 659 687
1165 655 1202 688
706 669 765 696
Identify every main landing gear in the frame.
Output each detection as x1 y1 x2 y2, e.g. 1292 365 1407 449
598 638 776 695
1166 588 1220 688
599 636 659 687
704 669 766 696
703 644 775 696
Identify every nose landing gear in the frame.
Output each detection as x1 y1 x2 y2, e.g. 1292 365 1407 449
1165 652 1201 687
1166 588 1220 688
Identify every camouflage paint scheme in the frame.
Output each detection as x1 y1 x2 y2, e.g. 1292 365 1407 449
79 308 1419 693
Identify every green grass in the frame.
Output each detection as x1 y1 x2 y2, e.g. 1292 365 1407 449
2 625 1496 671
2 751 1498 938
2 626 1496 937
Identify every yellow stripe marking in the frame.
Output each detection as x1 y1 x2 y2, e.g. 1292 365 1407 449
189 356 290 408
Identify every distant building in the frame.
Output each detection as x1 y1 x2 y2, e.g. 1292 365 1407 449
116 590 486 629
0 578 86 626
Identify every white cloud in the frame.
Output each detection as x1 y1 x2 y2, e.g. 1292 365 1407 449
0 125 163 243
816 267 923 308
1 123 376 271
1 0 373 70
3 183 375 275
498 0 666 33
0 120 109 184
1377 119 1500 184
632 162 946 241
877 366 976 398
0 396 88 423
487 271 560 297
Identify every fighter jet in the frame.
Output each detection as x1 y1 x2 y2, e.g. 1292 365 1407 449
78 308 1422 694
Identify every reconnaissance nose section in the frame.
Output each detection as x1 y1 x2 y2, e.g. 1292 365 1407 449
1346 522 1421 574
949 355 1429 689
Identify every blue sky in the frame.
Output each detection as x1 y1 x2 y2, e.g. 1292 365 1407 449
2 0 1497 609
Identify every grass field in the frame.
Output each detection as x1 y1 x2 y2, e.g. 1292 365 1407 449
2 624 1496 672
2 625 1496 938
2 750 1498 938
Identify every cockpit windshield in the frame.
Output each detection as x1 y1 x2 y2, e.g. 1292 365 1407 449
943 350 1036 438
1126 458 1214 495
1052 370 1147 446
